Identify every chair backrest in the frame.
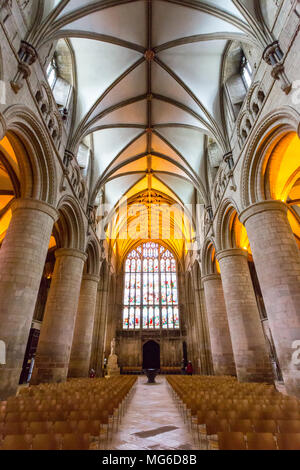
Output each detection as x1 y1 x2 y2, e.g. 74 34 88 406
77 420 101 436
217 432 247 451
1 434 32 450
27 411 49 422
4 412 23 423
28 421 53 435
276 433 300 451
246 433 277 451
206 419 230 435
252 420 277 434
229 419 253 433
61 433 90 450
32 434 61 451
277 420 300 434
3 422 28 436
53 421 73 434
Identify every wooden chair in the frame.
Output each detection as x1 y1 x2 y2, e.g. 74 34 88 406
27 411 49 422
217 432 247 450
277 420 300 434
52 421 73 434
246 433 277 450
32 433 61 451
4 412 24 423
229 419 253 433
276 433 300 450
253 420 277 434
206 419 230 450
27 421 53 435
218 410 238 420
61 433 90 450
2 422 28 436
1 434 32 450
77 420 101 436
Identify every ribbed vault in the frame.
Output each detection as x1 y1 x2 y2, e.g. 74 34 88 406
29 0 272 253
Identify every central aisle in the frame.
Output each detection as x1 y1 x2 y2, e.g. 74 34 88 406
111 376 198 451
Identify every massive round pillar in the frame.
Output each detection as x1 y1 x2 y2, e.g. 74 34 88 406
68 274 100 378
217 248 273 383
0 199 58 399
240 200 300 397
202 274 236 376
31 248 87 384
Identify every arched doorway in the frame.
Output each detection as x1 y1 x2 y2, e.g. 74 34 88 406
143 341 160 369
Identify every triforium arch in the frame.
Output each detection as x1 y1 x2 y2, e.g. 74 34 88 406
201 238 219 277
1 106 57 205
215 198 243 253
55 195 86 251
85 236 101 277
240 107 300 209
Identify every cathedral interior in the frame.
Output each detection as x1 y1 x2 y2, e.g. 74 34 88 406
0 0 300 452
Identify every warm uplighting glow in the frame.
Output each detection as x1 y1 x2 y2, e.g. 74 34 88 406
0 137 18 166
211 247 221 274
104 174 195 261
49 236 57 249
265 131 300 245
233 214 252 255
0 136 20 244
267 132 300 202
0 208 12 244
288 210 300 249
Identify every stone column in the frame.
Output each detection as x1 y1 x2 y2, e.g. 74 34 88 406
240 200 300 397
31 248 87 384
202 274 236 376
68 274 100 378
217 248 273 383
198 284 214 375
104 274 117 357
0 199 58 399
193 284 210 375
90 283 109 376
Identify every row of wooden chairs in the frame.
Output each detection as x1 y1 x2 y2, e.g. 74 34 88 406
216 432 300 450
1 433 95 450
167 376 300 450
0 376 137 450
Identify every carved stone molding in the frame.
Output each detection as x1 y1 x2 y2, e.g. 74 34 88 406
237 82 266 147
263 41 292 95
35 83 63 149
11 41 38 94
0 113 7 140
144 49 155 61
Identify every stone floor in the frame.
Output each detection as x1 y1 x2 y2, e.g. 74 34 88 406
110 376 198 451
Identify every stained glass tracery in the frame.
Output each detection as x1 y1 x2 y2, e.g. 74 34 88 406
123 243 179 330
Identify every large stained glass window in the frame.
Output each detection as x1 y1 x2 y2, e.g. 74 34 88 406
123 243 180 330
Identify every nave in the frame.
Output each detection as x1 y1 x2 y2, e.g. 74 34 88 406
1 374 300 451
111 376 196 451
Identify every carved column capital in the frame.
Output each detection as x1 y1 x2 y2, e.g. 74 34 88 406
263 41 291 95
11 41 38 94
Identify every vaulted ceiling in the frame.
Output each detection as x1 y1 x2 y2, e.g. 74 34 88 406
33 0 270 219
